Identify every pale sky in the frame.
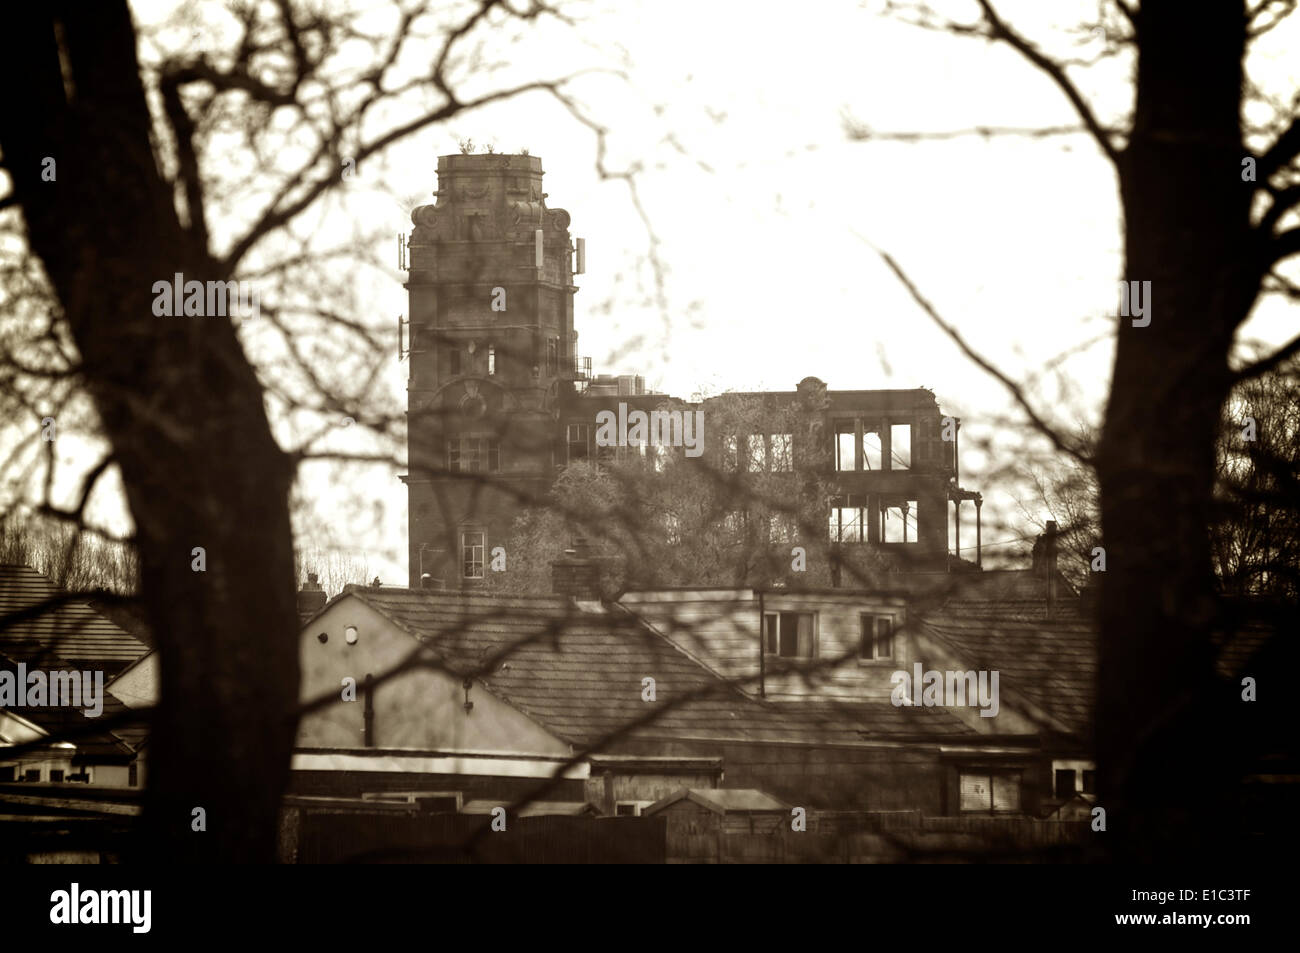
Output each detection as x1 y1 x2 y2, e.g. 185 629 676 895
20 0 1300 586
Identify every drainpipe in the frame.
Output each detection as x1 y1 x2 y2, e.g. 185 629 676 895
362 673 375 747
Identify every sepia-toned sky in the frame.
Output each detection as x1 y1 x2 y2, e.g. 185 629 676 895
31 0 1300 585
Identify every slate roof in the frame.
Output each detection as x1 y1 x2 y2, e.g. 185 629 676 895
0 565 148 676
342 588 977 749
644 787 789 815
915 603 1096 736
0 652 144 759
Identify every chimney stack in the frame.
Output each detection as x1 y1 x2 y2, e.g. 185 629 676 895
551 538 602 601
1045 520 1059 615
297 572 327 620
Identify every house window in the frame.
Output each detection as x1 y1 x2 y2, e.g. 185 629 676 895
769 434 793 471
615 802 641 817
1054 769 1077 799
1082 770 1096 795
763 611 815 658
863 429 883 470
723 510 747 537
546 338 559 375
128 763 138 787
487 345 496 376
890 423 912 470
829 495 867 543
447 435 500 473
567 423 590 463
461 531 486 579
23 769 41 782
745 434 766 472
859 615 893 660
881 500 917 544
0 766 14 782
960 770 1022 813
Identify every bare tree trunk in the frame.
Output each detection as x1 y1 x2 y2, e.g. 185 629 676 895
1 3 299 861
1096 0 1256 862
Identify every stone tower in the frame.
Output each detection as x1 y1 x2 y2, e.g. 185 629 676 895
402 153 580 588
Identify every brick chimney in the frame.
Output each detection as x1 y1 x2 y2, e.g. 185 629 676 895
297 572 327 620
1043 521 1058 615
551 539 602 601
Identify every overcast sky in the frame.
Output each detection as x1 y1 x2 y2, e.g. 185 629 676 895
38 0 1300 585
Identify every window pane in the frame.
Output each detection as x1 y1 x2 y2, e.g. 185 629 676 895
779 613 799 657
876 617 893 659
796 613 813 657
859 615 874 659
960 773 992 812
461 531 485 578
764 613 778 654
992 773 1021 812
746 434 766 471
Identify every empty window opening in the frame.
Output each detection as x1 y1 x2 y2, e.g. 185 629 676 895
763 611 815 658
769 434 792 471
768 513 794 544
745 434 766 472
835 423 855 472
863 428 883 470
890 424 912 470
721 435 738 471
567 423 590 463
651 443 669 472
829 495 867 543
881 500 917 544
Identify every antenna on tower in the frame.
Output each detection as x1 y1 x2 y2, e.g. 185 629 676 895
398 314 409 360
397 233 407 270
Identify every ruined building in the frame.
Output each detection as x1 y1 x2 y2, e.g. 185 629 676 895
401 153 983 588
